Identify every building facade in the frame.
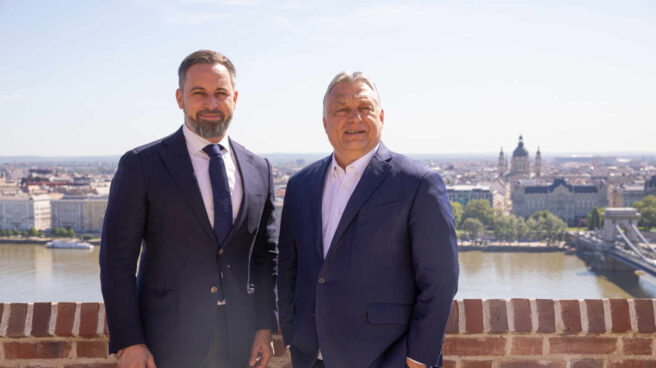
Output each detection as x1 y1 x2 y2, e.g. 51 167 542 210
447 185 493 208
0 194 51 230
511 178 608 226
51 195 108 233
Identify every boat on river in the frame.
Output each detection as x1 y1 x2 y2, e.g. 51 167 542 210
45 240 93 249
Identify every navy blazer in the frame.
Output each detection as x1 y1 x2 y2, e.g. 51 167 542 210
278 143 458 368
100 127 277 368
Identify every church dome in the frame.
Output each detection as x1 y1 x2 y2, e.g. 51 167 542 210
513 136 529 157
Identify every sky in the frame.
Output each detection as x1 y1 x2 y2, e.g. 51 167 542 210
0 0 655 157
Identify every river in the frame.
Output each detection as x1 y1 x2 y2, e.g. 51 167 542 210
1 243 655 302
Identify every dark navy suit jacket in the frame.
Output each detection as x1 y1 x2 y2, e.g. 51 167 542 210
99 127 277 368
278 143 458 368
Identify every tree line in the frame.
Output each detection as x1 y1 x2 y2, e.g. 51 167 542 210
450 199 567 244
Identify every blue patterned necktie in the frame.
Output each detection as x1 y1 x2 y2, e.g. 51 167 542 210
203 144 233 245
203 144 233 303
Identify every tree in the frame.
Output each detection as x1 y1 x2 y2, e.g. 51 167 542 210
28 227 38 237
450 201 463 228
52 227 61 237
529 211 567 245
463 199 494 228
493 215 517 242
587 207 603 230
634 196 656 230
462 218 485 240
516 217 529 241
66 228 76 238
0 229 7 237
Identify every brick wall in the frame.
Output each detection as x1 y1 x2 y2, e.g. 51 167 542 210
0 300 655 368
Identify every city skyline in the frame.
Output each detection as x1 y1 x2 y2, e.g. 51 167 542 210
1 0 655 156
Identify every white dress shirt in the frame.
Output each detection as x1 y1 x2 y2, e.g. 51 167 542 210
182 123 242 227
321 145 379 258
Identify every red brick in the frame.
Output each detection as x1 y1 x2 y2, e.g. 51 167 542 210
609 360 656 368
512 298 532 333
7 303 28 337
31 302 52 337
610 299 631 333
3 341 72 359
55 302 76 337
572 359 604 368
464 299 484 333
76 340 108 358
537 299 555 333
443 337 506 356
500 360 565 368
635 299 656 333
623 337 653 355
104 314 109 336
560 300 582 334
550 337 617 354
463 360 494 368
79 303 100 337
512 336 543 355
64 365 117 368
487 299 508 333
585 299 606 334
445 300 459 334
442 361 457 368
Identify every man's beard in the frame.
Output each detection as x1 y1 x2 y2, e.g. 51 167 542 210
185 109 232 140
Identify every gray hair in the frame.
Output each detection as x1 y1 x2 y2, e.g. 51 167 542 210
322 71 381 114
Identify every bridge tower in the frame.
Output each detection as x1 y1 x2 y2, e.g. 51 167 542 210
602 208 640 244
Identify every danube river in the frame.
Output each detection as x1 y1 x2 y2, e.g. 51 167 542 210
1 243 656 302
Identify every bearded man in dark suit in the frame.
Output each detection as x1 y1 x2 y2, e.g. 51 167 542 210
100 50 277 368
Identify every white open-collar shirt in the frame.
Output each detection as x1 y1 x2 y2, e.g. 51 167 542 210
182 123 243 227
321 144 379 259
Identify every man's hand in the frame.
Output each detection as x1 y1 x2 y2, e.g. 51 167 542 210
117 344 156 368
406 357 426 368
248 329 273 367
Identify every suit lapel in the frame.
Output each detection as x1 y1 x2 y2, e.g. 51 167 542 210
159 127 217 245
325 144 392 260
311 156 332 259
224 138 251 245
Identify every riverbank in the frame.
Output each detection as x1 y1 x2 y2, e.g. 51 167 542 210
458 241 568 252
0 238 100 245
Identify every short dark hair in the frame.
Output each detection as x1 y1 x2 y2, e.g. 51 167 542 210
178 50 237 89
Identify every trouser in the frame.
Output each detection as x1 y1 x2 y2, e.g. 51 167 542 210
313 360 326 368
202 305 230 368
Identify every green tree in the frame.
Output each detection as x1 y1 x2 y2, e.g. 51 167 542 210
462 218 485 240
12 229 20 236
0 229 7 237
27 227 38 237
450 201 463 228
37 230 45 238
516 217 529 241
529 211 567 245
463 199 494 228
587 207 603 230
634 195 656 230
493 215 517 242
52 227 61 237
66 228 76 238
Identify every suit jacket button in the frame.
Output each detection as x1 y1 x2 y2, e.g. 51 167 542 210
218 248 224 255
210 286 218 294
318 277 326 284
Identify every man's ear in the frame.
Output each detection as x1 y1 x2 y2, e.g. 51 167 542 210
176 89 183 109
380 108 385 126
233 90 239 104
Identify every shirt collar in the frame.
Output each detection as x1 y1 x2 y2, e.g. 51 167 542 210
329 144 380 177
182 123 231 156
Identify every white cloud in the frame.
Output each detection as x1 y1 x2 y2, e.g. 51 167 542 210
0 93 27 103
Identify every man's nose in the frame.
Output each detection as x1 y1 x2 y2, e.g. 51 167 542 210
205 95 219 109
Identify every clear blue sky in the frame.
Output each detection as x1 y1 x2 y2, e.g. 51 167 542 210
1 0 655 156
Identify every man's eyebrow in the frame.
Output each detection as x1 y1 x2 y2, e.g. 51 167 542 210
189 86 206 92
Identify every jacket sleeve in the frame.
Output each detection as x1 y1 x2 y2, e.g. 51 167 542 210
99 150 148 354
407 171 459 366
276 175 297 346
251 158 279 331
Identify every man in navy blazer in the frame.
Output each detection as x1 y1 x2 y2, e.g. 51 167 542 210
100 50 277 368
278 72 459 368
